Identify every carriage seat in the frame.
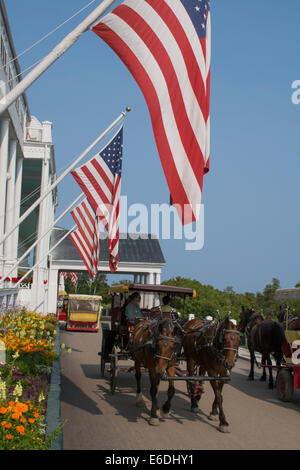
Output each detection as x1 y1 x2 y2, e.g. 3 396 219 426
288 318 300 330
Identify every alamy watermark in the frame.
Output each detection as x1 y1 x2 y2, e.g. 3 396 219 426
291 80 300 105
97 196 205 251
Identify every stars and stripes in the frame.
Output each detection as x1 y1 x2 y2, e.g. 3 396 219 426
69 199 100 280
70 272 78 285
92 0 211 225
60 271 68 280
71 127 123 272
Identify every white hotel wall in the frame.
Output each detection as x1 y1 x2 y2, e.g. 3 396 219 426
0 0 57 314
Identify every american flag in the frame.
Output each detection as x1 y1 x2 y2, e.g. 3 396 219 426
71 127 123 272
70 272 78 285
69 199 100 280
60 272 68 280
92 0 211 225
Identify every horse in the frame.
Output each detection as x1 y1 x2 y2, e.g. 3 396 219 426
183 316 241 433
238 306 286 388
132 317 183 426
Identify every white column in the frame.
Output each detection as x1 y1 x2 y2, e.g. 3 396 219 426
13 155 23 262
4 139 17 274
148 272 154 307
0 118 10 276
48 269 59 314
32 147 50 312
156 272 161 285
58 273 65 293
133 274 138 283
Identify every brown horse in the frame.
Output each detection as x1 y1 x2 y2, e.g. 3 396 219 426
183 316 241 433
238 307 286 388
132 317 182 425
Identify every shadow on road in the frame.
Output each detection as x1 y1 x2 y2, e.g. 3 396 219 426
79 363 220 430
61 374 102 416
230 360 300 412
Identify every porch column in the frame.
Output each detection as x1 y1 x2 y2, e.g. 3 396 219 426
33 144 50 312
0 117 10 276
13 155 23 262
48 268 58 315
4 139 17 275
148 272 154 307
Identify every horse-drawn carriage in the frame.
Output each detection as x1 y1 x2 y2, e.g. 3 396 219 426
272 288 300 402
99 283 241 431
99 283 195 393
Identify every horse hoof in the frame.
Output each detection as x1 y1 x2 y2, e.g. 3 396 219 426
208 414 218 421
160 409 169 420
247 376 254 381
136 393 144 407
259 376 266 382
218 425 230 434
190 407 199 414
149 417 160 426
268 384 274 390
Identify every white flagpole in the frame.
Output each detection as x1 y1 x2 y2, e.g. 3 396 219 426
0 109 128 247
0 0 117 115
0 193 83 285
14 225 77 288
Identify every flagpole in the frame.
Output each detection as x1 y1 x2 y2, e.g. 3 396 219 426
0 109 128 248
14 225 77 288
0 0 117 115
0 193 83 286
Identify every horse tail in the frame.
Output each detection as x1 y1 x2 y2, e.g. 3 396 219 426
272 322 286 362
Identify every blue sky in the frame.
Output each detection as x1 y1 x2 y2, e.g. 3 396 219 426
6 0 300 293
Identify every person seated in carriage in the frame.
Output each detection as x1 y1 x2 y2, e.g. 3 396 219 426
124 292 143 323
160 295 173 313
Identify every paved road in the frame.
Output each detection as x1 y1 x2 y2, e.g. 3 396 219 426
60 327 300 450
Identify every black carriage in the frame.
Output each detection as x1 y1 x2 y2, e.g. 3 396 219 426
98 283 196 394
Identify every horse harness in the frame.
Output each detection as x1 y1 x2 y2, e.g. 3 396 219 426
130 318 183 365
188 320 242 369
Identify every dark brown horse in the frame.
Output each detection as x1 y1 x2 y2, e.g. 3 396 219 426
183 316 241 433
238 307 286 388
132 317 182 425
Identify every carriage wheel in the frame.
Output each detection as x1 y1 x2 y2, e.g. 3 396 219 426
110 346 117 395
276 369 294 402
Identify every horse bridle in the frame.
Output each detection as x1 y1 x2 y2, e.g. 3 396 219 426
221 328 242 355
152 319 184 364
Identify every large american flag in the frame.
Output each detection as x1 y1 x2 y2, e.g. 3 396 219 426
92 0 210 225
69 199 100 280
71 127 123 272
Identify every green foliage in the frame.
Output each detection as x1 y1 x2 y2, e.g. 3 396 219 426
64 273 110 304
162 276 300 320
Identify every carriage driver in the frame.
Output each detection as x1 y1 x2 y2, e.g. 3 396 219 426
124 292 143 323
160 295 173 313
